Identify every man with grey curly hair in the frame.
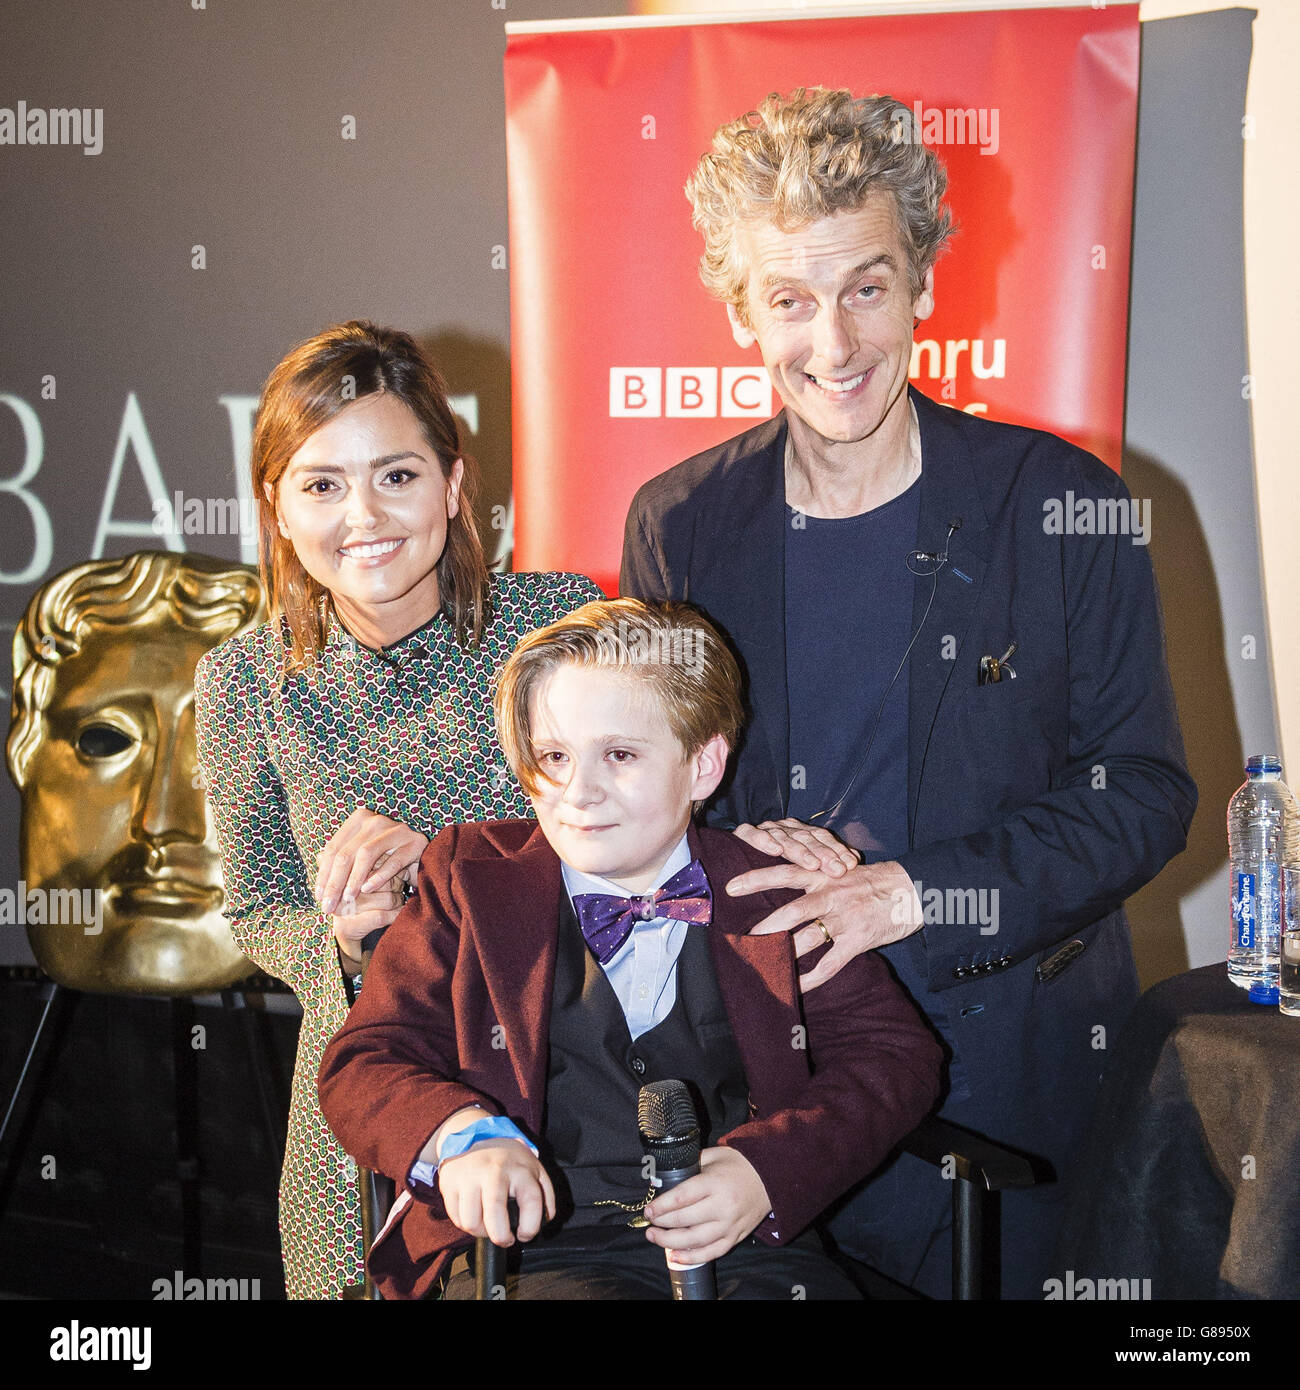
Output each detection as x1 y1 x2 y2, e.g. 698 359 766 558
687 89 951 315
622 88 1194 1298
684 89 948 484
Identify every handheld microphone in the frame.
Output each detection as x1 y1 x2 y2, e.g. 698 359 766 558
638 1080 716 1301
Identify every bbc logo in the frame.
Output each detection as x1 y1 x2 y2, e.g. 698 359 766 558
609 368 772 419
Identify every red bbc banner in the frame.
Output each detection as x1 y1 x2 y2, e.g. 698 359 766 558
504 4 1140 592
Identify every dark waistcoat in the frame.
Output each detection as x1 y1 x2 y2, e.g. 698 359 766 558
538 894 751 1237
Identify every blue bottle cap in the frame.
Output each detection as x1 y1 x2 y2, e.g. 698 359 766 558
1246 755 1282 775
1248 981 1280 1005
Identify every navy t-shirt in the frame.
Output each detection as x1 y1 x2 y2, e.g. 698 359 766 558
784 476 966 1091
784 477 920 862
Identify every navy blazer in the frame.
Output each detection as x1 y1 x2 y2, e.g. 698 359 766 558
620 386 1196 1171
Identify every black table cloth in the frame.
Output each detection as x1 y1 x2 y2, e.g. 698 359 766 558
1057 962 1300 1299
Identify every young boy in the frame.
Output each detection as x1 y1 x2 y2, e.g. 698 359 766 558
318 599 941 1299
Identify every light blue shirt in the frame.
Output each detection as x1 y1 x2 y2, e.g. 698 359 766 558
562 832 695 1042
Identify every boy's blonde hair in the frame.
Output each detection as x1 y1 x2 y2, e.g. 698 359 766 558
494 598 744 796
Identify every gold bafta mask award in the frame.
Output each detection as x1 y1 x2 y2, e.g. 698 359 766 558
6 551 264 994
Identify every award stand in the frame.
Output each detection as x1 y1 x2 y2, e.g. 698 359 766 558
0 965 292 1285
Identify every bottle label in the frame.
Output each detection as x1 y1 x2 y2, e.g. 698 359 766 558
1234 872 1256 949
1234 865 1281 950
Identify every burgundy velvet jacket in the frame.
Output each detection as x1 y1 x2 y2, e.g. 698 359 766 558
317 818 941 1299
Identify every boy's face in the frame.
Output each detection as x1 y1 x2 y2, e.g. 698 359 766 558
525 663 727 894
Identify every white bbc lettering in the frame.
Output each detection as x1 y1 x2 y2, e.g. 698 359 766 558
721 367 771 418
610 368 663 418
610 369 771 419
665 368 717 418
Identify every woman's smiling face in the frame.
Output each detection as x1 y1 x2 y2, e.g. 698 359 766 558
268 391 463 633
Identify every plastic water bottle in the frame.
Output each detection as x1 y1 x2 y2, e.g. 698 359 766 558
1227 755 1300 992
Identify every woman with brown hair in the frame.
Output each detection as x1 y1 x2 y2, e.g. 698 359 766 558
194 320 600 1298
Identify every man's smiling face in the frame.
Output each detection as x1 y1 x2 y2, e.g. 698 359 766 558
727 192 934 453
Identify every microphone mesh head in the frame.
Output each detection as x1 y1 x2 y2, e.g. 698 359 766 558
638 1079 699 1141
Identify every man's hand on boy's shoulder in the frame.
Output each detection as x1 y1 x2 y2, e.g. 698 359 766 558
728 820 923 991
732 818 859 877
643 1146 771 1265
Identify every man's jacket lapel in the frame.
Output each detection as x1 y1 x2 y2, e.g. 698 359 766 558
695 418 793 821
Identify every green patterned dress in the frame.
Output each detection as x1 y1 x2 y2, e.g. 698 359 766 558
194 570 602 1299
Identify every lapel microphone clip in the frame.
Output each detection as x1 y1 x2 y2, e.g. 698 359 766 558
908 517 963 573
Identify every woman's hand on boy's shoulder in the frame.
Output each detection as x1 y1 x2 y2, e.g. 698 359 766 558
331 880 407 969
314 804 430 915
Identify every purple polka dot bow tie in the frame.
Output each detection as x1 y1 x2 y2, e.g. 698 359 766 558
571 859 713 965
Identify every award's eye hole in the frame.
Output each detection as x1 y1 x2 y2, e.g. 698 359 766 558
77 724 134 758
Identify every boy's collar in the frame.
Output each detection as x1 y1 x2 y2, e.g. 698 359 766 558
464 819 777 938
559 830 693 902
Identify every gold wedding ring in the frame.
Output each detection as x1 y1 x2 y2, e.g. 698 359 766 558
814 918 832 947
